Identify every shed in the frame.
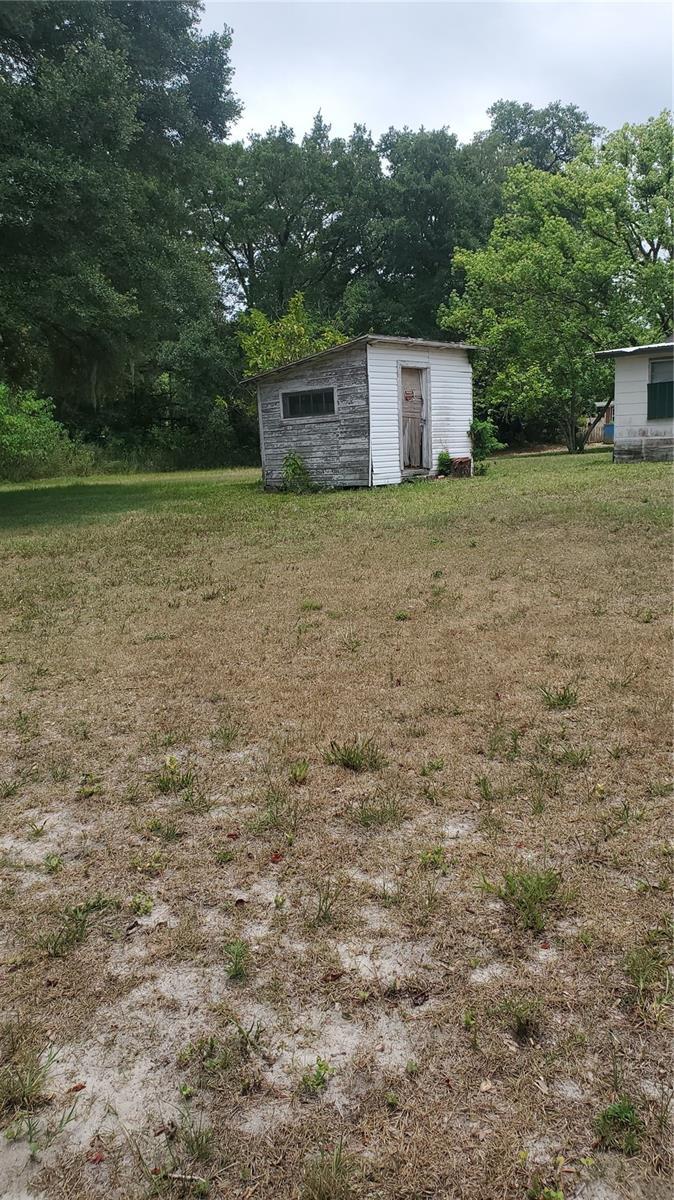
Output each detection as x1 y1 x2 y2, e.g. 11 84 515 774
246 335 476 489
596 335 673 462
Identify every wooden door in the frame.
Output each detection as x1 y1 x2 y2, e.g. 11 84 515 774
402 367 424 468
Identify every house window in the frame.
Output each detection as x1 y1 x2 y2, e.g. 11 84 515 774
281 389 335 419
647 357 674 420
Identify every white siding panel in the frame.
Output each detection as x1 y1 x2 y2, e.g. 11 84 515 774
614 356 673 436
366 342 473 486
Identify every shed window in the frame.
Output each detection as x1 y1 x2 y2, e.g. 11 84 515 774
281 389 335 419
647 357 673 421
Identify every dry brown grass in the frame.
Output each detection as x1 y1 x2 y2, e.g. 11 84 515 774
0 452 671 1200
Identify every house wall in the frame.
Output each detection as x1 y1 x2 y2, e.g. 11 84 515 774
257 343 370 489
366 342 473 485
613 355 674 463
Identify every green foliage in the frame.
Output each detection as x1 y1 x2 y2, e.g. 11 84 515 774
485 867 563 931
441 112 673 450
240 293 345 376
300 1057 333 1095
325 736 387 772
594 1096 644 1154
436 450 453 476
0 384 93 481
281 452 316 494
469 417 506 462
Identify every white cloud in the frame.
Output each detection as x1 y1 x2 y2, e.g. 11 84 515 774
201 1 673 142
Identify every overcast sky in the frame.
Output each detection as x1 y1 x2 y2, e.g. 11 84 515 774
200 1 672 143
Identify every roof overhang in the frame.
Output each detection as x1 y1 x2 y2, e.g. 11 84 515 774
243 334 481 384
595 337 673 360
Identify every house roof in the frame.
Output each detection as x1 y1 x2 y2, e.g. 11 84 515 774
244 334 480 384
595 334 673 360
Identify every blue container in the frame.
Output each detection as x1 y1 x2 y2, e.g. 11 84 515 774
602 422 614 444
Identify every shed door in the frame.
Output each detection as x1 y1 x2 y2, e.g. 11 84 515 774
401 367 424 468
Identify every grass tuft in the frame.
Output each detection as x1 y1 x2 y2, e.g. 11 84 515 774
325 736 387 772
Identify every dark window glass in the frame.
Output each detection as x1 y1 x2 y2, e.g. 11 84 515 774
282 389 335 419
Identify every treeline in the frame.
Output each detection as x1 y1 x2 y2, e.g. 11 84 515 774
0 2 671 478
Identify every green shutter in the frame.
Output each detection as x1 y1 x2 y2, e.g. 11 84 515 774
647 380 674 420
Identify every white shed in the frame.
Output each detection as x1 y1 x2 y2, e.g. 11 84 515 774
247 335 476 490
596 335 673 462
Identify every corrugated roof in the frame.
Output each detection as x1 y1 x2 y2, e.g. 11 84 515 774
244 334 480 383
596 334 673 359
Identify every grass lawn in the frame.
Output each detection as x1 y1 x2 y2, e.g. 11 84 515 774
0 451 671 1200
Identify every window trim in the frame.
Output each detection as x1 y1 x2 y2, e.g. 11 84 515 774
279 386 338 423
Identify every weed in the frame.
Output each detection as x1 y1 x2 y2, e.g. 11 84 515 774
43 854 62 874
224 939 249 981
176 1105 214 1163
130 849 166 876
300 1057 333 1096
289 758 310 786
352 790 405 829
181 786 211 815
556 745 590 768
37 893 119 957
0 1044 57 1115
476 775 494 803
301 599 323 612
5 1099 78 1158
420 758 444 776
325 736 387 772
210 719 240 750
498 995 543 1043
313 878 343 925
253 785 300 837
0 779 18 799
419 845 448 871
624 939 672 1020
540 684 577 710
130 892 153 916
405 1059 419 1077
301 1137 352 1200
153 756 195 794
594 1096 644 1154
484 867 564 932
75 772 103 800
487 726 520 761
394 610 410 621
149 817 182 842
599 800 644 841
27 820 47 841
215 847 235 865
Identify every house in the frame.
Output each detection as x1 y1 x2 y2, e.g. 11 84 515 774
596 335 673 462
246 335 476 489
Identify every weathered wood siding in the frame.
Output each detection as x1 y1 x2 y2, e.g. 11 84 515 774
257 343 369 489
367 342 473 485
613 355 673 463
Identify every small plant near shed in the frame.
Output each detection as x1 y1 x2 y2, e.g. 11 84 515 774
470 417 505 465
436 450 452 476
325 736 387 772
281 452 316 493
594 1096 644 1154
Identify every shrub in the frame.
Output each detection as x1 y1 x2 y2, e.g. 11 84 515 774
281 452 316 493
469 416 505 463
0 384 93 481
436 450 452 476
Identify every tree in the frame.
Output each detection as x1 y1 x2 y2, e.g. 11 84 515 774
440 112 673 451
0 2 240 433
205 116 383 317
481 99 601 173
239 293 345 375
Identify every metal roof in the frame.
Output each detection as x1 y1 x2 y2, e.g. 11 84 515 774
244 334 480 383
596 334 673 360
